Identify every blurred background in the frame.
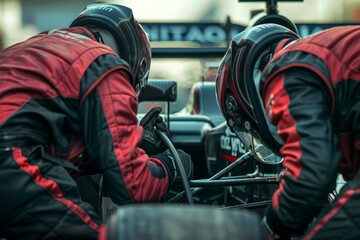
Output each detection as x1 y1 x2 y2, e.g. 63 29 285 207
0 0 359 113
1 0 359 48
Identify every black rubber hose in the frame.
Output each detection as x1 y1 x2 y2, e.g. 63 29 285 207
155 128 194 204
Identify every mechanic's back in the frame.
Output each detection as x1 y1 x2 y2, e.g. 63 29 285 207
261 25 360 239
0 3 194 240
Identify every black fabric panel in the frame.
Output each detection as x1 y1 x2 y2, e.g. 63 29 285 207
80 54 131 97
0 146 99 239
333 79 360 136
262 51 333 91
0 97 80 153
333 79 360 179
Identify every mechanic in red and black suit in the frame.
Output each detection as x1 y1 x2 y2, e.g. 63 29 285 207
215 23 360 239
0 3 192 240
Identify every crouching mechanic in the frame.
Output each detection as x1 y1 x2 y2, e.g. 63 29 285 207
215 23 360 239
0 3 192 240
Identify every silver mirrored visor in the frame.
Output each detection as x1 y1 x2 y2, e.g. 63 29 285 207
232 125 283 165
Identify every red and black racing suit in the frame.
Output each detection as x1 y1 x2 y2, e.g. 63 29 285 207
261 26 360 239
0 27 170 240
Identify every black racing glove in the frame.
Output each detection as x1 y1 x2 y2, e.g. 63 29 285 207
154 149 193 185
261 206 308 240
140 107 171 156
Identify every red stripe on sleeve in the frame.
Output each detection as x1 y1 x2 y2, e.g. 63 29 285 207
98 225 107 240
264 74 303 207
12 147 100 232
303 188 360 240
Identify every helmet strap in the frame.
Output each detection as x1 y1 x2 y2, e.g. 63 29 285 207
87 27 119 54
91 30 105 44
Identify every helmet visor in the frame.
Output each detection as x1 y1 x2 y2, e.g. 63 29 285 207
232 124 283 165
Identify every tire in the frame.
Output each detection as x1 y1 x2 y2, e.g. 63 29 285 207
103 204 265 240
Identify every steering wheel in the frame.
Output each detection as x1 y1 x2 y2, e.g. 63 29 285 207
155 128 194 204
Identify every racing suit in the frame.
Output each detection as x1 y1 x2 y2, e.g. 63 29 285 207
261 26 360 239
0 27 170 240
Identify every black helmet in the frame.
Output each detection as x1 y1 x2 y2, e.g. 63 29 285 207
215 23 299 164
70 3 151 95
247 11 299 35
